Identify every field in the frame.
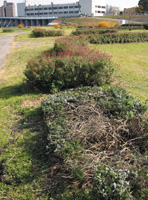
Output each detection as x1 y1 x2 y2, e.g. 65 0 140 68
90 42 148 101
0 29 148 199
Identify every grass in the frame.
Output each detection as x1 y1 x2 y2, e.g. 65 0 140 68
90 42 148 102
0 31 148 199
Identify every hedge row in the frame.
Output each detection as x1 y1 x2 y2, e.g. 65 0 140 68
88 32 148 44
71 29 117 36
24 37 115 92
77 24 148 30
2 28 15 32
32 28 64 37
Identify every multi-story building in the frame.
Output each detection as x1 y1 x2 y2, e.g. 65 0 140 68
0 1 15 17
17 0 106 18
0 6 5 17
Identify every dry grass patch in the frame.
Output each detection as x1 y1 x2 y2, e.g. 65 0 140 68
21 97 43 108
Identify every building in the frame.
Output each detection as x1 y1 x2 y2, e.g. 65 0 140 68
17 0 106 18
0 1 15 17
80 0 106 16
106 4 120 16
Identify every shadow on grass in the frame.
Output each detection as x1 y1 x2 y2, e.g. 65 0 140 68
8 107 70 197
0 83 40 99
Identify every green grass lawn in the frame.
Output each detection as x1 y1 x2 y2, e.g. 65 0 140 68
0 32 148 199
90 42 148 102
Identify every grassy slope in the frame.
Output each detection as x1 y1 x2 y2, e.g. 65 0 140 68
0 30 148 199
90 42 148 102
60 15 148 25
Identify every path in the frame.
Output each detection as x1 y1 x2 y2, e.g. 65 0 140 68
0 32 25 68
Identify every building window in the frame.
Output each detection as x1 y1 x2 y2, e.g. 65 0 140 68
59 7 63 9
64 6 68 9
54 12 57 14
75 6 79 8
44 8 47 10
69 6 73 8
102 11 105 13
75 11 79 13
44 12 47 15
59 12 63 14
49 12 52 15
39 8 42 10
64 11 68 14
48 7 52 10
35 8 38 10
54 7 57 9
69 11 73 13
102 6 106 9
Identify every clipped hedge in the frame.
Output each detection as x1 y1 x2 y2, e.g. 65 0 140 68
77 24 147 30
32 28 64 37
72 29 117 36
2 28 15 33
88 32 148 44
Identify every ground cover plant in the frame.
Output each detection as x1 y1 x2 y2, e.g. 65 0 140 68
0 27 148 199
24 37 115 93
41 86 148 199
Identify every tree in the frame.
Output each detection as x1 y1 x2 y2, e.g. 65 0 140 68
106 6 120 16
138 0 148 13
135 5 144 14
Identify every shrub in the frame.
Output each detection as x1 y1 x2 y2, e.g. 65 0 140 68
33 28 46 37
144 24 148 30
54 24 61 28
24 40 114 92
2 28 15 33
18 24 24 28
72 29 117 36
32 28 64 37
98 21 116 28
88 32 148 44
53 36 89 55
73 23 78 27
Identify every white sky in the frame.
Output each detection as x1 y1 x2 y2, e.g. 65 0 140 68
0 0 139 10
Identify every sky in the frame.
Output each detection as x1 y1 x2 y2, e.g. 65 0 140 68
0 0 139 10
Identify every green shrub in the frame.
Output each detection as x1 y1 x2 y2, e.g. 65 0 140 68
32 28 64 37
88 32 148 44
24 46 114 93
71 29 117 36
144 24 148 30
2 28 15 33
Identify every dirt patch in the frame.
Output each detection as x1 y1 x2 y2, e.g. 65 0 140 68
21 97 43 108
